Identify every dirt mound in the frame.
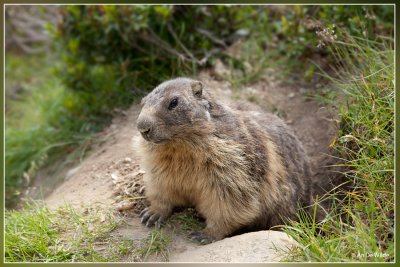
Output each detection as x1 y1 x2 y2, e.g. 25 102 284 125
44 105 142 209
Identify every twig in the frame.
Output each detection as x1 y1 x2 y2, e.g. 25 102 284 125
198 48 221 65
5 5 59 54
167 23 195 60
139 31 189 62
140 28 214 66
196 28 227 48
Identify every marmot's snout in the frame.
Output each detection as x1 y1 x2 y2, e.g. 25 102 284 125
137 113 168 144
137 114 154 142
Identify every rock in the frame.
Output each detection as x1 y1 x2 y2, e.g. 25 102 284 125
213 59 231 79
299 88 307 94
169 230 297 263
235 28 250 38
111 173 119 184
65 166 80 180
123 157 132 163
115 200 135 212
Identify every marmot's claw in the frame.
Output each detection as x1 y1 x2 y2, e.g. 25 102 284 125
146 213 161 227
140 210 152 224
200 239 210 245
155 218 163 230
140 208 165 228
188 231 212 245
139 207 149 217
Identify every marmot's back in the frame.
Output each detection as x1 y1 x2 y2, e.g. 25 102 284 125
136 77 314 243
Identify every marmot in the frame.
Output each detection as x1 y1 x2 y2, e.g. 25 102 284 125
135 77 316 243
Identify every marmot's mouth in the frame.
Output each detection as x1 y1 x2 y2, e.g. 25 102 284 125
152 139 168 145
141 134 168 145
140 132 151 142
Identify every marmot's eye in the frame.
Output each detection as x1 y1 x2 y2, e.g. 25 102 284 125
168 97 178 110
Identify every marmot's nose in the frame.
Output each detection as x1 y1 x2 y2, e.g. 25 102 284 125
137 119 153 137
140 127 151 135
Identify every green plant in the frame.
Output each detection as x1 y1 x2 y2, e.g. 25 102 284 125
269 6 392 57
54 6 252 114
5 63 99 207
5 202 70 262
283 34 394 262
137 227 172 261
5 201 132 262
168 208 205 234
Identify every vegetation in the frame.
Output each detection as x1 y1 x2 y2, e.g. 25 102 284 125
5 4 394 263
4 200 180 262
283 35 394 262
5 53 98 207
169 208 206 234
137 228 172 261
5 202 128 262
55 5 253 109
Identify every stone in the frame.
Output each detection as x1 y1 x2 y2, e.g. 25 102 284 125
65 166 80 180
123 157 132 163
213 59 231 79
169 230 297 263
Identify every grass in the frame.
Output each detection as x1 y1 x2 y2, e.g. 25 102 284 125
5 53 110 208
137 228 172 261
168 208 206 234
5 199 180 262
220 38 292 89
5 202 70 262
135 208 205 262
5 201 128 262
5 52 53 103
282 34 394 262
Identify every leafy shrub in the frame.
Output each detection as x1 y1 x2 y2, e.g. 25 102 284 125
54 5 394 115
54 5 252 118
256 5 394 59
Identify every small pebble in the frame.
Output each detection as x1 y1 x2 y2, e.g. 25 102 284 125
123 157 132 163
111 173 119 184
115 201 135 211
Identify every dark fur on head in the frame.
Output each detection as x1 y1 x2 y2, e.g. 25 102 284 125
137 78 216 144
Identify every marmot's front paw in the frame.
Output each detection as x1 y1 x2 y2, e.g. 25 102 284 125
140 207 165 228
188 231 213 245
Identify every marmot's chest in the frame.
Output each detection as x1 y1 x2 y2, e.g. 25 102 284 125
151 152 206 201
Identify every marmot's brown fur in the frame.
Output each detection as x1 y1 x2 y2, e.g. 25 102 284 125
135 77 316 243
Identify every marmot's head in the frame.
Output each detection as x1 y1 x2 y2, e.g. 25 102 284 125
136 78 212 144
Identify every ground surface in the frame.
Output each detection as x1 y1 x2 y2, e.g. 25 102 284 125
33 63 337 262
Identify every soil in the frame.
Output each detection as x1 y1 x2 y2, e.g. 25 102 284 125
36 62 337 262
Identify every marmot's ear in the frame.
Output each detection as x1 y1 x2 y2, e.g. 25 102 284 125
191 81 203 98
